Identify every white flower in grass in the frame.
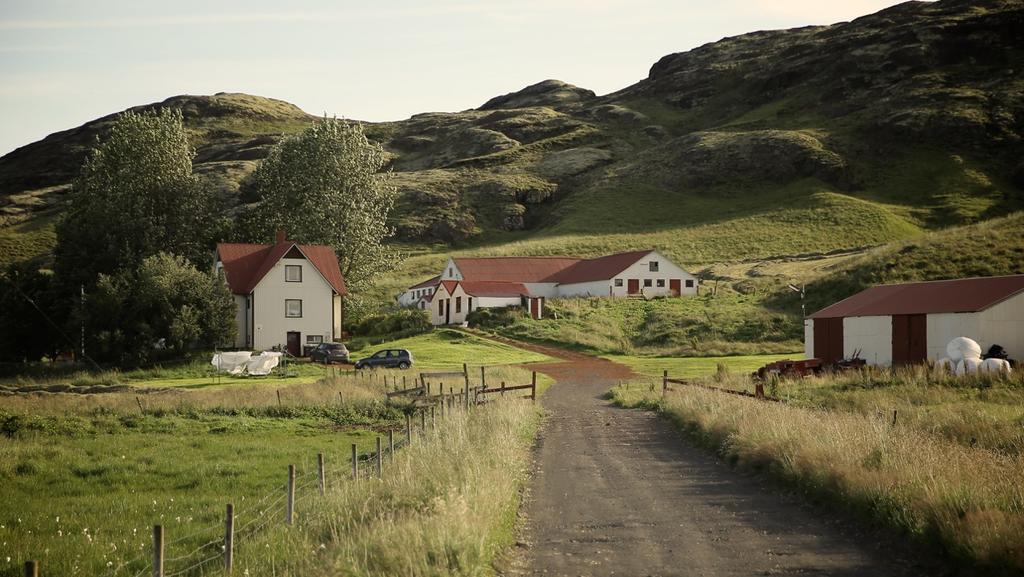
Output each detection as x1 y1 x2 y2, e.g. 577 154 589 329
106 561 113 567
5 557 10 563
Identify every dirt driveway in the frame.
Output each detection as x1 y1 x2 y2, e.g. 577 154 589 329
505 343 932 577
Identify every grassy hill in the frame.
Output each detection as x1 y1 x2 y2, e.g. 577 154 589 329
0 0 1022 352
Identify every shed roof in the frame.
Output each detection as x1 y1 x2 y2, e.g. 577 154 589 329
452 257 580 283
808 275 1024 319
461 281 531 298
216 241 347 295
547 250 654 284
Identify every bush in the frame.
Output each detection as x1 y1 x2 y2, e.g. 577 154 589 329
348 308 431 338
466 305 528 329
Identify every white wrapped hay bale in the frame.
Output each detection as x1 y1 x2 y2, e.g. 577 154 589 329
956 357 983 375
947 337 982 363
979 358 1012 374
933 357 956 374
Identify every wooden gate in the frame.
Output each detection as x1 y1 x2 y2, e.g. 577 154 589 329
813 317 843 363
892 314 927 365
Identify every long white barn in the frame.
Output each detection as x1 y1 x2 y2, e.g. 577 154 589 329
805 275 1024 366
400 249 699 326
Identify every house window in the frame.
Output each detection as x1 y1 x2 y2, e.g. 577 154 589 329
468 297 473 311
438 300 444 315
614 279 623 287
644 279 653 287
456 296 462 313
448 268 453 277
656 279 665 287
649 261 659 272
306 335 323 344
685 279 694 288
285 299 302 318
285 265 302 282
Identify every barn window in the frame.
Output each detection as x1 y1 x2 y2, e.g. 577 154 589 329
614 279 623 287
649 262 659 272
285 265 302 282
644 279 653 287
656 279 665 287
685 279 694 288
285 299 302 318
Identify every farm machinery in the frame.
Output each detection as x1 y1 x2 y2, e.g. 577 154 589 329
752 351 866 381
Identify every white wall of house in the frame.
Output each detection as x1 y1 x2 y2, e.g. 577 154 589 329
252 257 337 351
608 251 698 297
844 315 893 366
398 286 436 307
231 294 248 348
431 284 472 326
524 282 558 298
804 319 814 359
441 258 462 281
476 296 523 309
557 280 611 298
332 294 343 339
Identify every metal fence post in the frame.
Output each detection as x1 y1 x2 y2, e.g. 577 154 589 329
23 561 38 577
376 437 383 477
286 465 295 525
152 525 164 577
224 503 234 573
531 371 537 402
317 453 326 496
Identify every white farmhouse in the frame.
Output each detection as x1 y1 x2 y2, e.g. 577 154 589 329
397 276 439 310
215 232 347 355
805 275 1024 366
408 249 698 326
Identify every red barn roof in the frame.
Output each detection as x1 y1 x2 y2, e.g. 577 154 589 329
453 257 581 283
216 241 347 295
461 281 531 298
548 250 654 284
808 275 1024 319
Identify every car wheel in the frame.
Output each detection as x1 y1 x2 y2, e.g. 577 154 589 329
398 361 410 370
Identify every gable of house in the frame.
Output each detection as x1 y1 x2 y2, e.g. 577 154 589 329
217 242 347 296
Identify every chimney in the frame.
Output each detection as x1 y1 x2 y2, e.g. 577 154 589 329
275 229 286 244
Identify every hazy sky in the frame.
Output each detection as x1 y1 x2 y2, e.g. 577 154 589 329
0 0 907 156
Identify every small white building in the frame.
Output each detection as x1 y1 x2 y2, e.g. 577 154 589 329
805 275 1024 366
215 232 347 355
409 249 697 326
397 276 439 310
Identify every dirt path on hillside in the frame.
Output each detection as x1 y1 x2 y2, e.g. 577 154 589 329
504 341 932 577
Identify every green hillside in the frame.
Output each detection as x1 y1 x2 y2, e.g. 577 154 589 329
0 0 1022 346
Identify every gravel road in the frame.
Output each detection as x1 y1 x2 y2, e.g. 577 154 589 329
505 346 933 577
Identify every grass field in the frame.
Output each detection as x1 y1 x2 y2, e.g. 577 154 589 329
605 352 800 379
0 365 541 576
611 367 1024 573
351 328 551 369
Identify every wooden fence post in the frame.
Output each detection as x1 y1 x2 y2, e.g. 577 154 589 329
892 409 898 426
351 444 358 480
286 465 295 525
480 366 486 389
152 525 164 577
317 453 326 496
376 437 383 477
277 390 282 407
754 382 765 399
23 561 38 577
531 372 537 402
224 503 234 573
430 406 436 431
389 429 395 455
338 391 343 405
403 375 407 388
662 370 668 397
406 414 412 444
501 381 506 397
420 409 426 432
136 396 145 414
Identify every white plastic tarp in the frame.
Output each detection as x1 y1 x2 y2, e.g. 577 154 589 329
246 352 283 376
212 351 252 375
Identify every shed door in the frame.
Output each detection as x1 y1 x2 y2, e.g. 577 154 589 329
892 314 927 365
627 279 640 295
813 318 843 363
530 298 539 319
669 279 681 296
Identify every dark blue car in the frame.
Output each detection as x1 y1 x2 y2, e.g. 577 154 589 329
354 349 414 370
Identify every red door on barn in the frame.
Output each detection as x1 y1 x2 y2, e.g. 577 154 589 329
669 279 681 296
627 279 640 295
813 318 843 363
530 298 539 319
892 314 927 365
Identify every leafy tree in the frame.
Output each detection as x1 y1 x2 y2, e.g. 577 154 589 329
244 117 399 291
86 253 236 366
54 108 218 292
0 263 64 363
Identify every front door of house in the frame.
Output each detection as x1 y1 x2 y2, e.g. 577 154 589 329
669 279 681 296
627 279 640 294
445 299 450 325
286 331 301 357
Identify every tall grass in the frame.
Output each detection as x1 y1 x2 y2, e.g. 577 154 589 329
612 383 1024 573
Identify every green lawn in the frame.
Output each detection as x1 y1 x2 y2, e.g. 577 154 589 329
605 352 800 380
351 328 551 370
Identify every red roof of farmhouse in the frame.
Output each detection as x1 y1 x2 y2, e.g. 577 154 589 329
808 275 1024 319
547 250 654 284
408 275 440 290
429 280 531 300
452 250 657 284
216 240 347 295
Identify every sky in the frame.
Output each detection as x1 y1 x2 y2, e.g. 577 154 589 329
0 0 908 156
